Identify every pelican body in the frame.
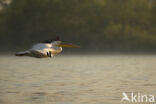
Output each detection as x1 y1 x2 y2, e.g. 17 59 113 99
15 38 80 58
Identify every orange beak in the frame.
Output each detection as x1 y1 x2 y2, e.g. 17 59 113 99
57 43 80 48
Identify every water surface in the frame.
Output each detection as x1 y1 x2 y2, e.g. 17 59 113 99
0 55 156 104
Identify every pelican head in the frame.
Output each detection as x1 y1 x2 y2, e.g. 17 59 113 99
48 40 80 56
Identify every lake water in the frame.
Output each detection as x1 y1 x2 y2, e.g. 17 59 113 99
0 54 156 104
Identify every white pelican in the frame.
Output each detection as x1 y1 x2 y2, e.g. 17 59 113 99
15 37 80 58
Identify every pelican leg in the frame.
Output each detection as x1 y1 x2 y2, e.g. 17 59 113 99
47 52 50 57
47 51 52 58
49 51 52 57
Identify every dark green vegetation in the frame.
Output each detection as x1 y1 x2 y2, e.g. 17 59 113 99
0 0 155 52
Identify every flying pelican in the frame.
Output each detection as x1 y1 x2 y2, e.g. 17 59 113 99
15 37 80 58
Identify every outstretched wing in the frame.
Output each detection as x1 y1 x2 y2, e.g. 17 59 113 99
31 43 52 50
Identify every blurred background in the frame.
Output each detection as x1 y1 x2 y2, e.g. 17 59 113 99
0 0 155 53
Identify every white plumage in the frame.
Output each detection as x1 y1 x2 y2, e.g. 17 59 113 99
15 40 79 58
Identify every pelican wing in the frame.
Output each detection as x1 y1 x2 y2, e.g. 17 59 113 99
31 43 52 50
30 43 53 56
